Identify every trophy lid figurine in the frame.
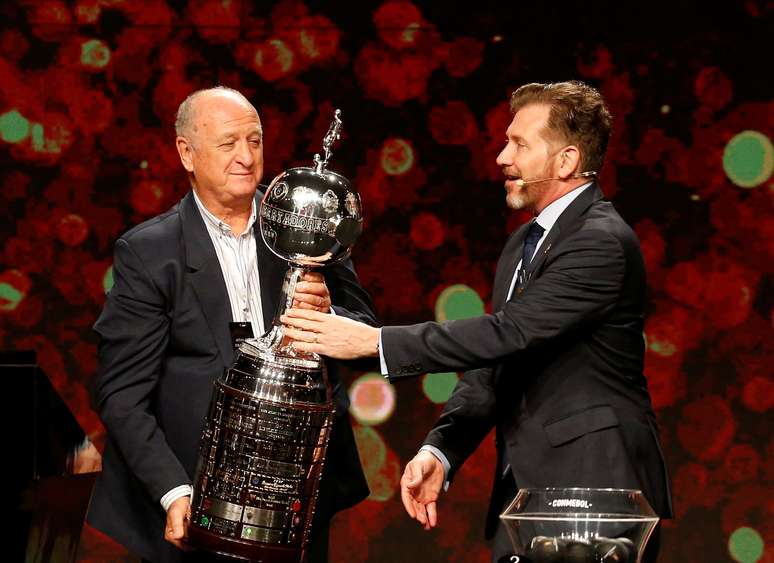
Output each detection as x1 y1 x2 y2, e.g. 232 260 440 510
187 110 363 562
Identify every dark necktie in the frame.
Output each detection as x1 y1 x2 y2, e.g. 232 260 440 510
522 221 546 266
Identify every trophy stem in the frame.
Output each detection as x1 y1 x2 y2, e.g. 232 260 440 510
257 265 321 363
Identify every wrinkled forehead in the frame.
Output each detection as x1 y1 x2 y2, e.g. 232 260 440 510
194 93 261 135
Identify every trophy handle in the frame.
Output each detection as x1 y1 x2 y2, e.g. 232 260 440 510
281 266 304 317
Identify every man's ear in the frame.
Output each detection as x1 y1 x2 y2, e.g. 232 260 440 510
176 136 194 172
557 145 581 179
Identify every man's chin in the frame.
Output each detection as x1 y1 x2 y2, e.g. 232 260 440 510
506 194 526 211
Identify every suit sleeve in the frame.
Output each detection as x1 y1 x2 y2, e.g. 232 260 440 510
92 238 189 501
423 366 497 481
382 228 626 379
324 257 378 327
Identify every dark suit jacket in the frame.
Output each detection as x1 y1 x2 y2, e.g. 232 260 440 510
382 184 672 537
87 190 376 562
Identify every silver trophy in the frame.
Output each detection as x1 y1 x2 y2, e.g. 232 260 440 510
188 110 362 562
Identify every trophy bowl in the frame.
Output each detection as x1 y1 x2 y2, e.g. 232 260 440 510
260 166 362 268
500 488 659 563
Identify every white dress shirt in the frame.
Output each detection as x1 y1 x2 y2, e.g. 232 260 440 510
193 189 265 337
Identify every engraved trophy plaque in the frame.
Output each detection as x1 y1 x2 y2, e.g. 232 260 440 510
188 110 362 562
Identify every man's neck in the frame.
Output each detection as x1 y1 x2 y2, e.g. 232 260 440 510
533 179 589 215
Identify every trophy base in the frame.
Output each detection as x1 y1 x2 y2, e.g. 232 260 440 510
187 525 305 563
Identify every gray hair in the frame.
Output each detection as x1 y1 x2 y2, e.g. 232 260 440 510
174 86 260 140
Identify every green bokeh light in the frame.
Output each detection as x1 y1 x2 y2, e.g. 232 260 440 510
30 123 44 152
649 338 677 357
81 38 111 68
428 285 484 403
422 372 459 404
435 284 485 322
268 38 294 72
103 265 113 293
0 282 23 311
353 425 387 494
723 130 774 188
0 110 30 143
728 526 764 563
352 425 400 502
355 425 386 463
381 138 414 175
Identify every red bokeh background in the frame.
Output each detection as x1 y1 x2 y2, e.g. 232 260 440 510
1 1 772 561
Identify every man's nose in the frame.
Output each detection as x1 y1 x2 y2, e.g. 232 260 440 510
235 140 254 167
496 146 511 167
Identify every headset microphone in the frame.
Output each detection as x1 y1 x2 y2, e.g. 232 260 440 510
514 171 597 187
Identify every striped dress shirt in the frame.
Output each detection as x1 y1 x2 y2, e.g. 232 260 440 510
192 189 266 338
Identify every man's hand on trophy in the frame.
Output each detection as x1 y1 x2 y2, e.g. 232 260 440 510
292 271 332 313
400 451 445 530
165 496 193 551
281 309 379 359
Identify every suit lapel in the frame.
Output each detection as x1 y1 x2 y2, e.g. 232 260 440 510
522 183 605 282
492 223 529 312
180 192 234 367
522 222 562 282
255 225 286 332
254 187 287 332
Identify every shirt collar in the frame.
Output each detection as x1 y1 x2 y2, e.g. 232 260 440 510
192 189 257 237
534 182 592 232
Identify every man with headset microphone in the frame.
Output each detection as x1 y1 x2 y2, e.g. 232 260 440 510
280 80 672 562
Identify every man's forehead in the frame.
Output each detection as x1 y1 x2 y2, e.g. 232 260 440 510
220 113 261 127
508 104 551 137
198 110 261 138
194 93 259 126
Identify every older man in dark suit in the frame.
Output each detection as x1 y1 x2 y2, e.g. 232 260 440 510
281 81 672 562
87 86 376 563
